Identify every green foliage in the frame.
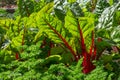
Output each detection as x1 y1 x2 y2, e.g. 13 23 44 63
0 9 7 18
94 0 110 16
0 8 15 19
96 2 120 47
18 0 35 17
0 0 120 80
1 0 17 4
17 0 54 17
0 55 113 80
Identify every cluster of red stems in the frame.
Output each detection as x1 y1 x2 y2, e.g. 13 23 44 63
40 20 102 74
15 20 102 74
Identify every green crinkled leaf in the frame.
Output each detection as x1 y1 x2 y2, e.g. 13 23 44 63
38 2 54 14
44 55 62 65
11 33 23 48
65 10 95 50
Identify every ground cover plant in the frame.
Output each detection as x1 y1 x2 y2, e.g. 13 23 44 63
0 0 120 80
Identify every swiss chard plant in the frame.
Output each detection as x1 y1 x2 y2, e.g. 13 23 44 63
25 1 101 74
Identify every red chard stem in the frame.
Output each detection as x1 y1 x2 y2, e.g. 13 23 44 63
44 20 78 61
89 31 94 56
15 53 19 60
